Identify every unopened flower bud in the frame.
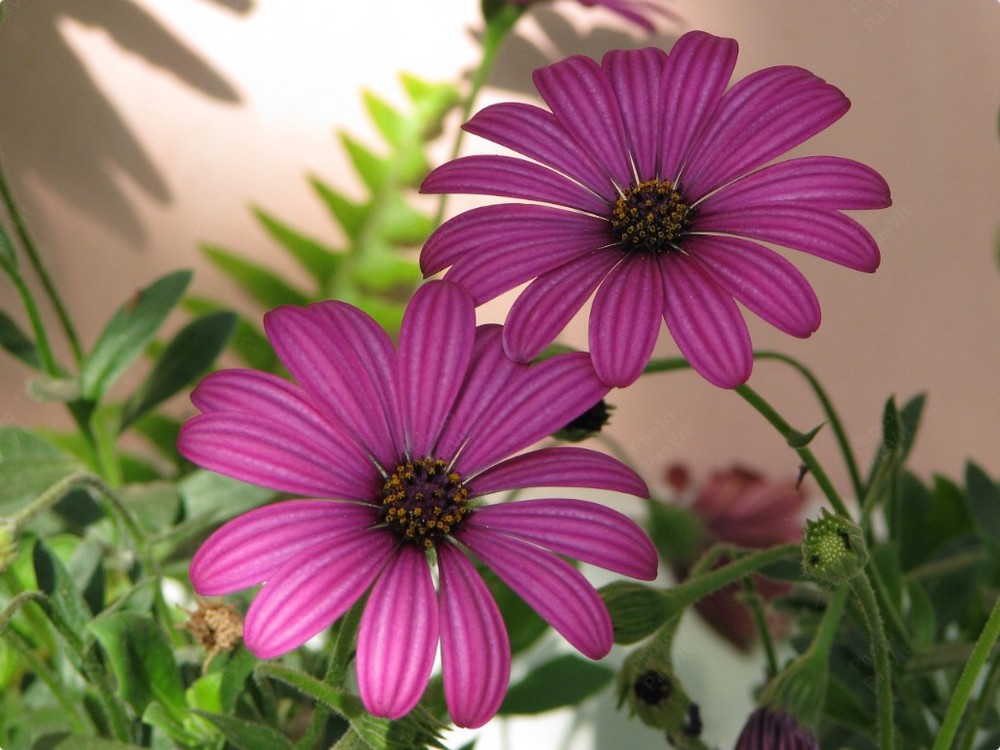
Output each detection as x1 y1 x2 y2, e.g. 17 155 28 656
617 636 701 742
600 582 670 645
734 706 819 750
802 508 867 585
554 399 613 442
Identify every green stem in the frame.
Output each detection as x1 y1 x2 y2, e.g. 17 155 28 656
956 637 1000 750
0 251 61 375
741 576 779 679
932 593 1000 750
755 350 863 500
852 571 895 750
735 384 852 519
0 153 83 364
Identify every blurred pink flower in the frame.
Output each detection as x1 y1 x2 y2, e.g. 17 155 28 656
733 707 819 750
669 464 806 651
179 281 657 728
421 30 890 388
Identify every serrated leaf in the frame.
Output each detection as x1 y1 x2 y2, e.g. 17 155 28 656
202 244 309 309
121 310 237 430
351 237 421 292
363 90 410 152
339 133 391 194
310 175 370 240
80 270 192 401
965 462 1000 548
399 74 461 131
89 611 186 718
0 426 84 514
252 206 342 286
498 654 614 715
193 711 293 750
379 194 436 246
0 308 42 369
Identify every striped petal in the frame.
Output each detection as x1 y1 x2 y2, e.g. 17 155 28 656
190 500 377 595
589 254 664 387
356 545 438 719
502 250 621 364
533 55 633 189
602 48 668 181
686 235 821 338
695 205 881 272
463 102 616 201
459 526 613 659
681 65 850 200
438 543 510 729
661 254 753 388
398 282 475 457
469 498 658 580
699 155 892 212
264 302 401 467
421 155 609 215
468 446 649 498
179 413 377 501
243 527 396 658
455 352 609 477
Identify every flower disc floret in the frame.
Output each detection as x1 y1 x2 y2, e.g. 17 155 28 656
611 179 690 254
380 457 470 547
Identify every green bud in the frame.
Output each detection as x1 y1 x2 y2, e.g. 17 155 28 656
802 508 868 585
600 582 671 645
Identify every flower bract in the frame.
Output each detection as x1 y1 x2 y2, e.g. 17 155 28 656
421 30 891 388
178 280 657 728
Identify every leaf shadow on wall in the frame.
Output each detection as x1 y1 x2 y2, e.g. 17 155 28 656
0 0 248 247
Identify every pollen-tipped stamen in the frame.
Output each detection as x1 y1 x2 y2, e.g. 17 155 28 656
610 179 691 255
379 457 470 548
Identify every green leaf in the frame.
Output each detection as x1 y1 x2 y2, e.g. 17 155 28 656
184 296 280 371
310 175 370 240
498 653 615 715
80 270 192 401
787 422 824 448
363 91 410 152
0 426 85 514
53 738 149 750
482 569 549 655
120 481 181 533
202 244 310 309
121 310 237 429
897 393 926 460
351 237 421 292
27 374 81 402
964 461 1000 548
89 611 187 718
132 411 183 464
215 645 259 713
33 540 93 637
0 219 16 266
252 206 342 286
179 469 275 523
192 711 293 750
0 308 42 369
379 194 436 246
339 133 390 194
906 579 936 646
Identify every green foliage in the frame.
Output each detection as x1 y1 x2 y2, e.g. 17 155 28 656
0 309 41 369
498 654 615 715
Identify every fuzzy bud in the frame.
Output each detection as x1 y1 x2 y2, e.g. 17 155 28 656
802 508 868 585
617 637 701 743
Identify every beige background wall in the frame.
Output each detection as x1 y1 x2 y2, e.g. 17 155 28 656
1 0 998 746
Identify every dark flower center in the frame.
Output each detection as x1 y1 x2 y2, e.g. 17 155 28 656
610 179 691 255
379 457 470 548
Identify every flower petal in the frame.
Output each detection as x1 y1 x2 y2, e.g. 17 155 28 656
437 543 510 729
185 368 374 496
458 526 613 659
463 102 616 201
699 155 892 212
469 446 649 498
421 155 609 215
695 204 880 272
190 500 377 595
243 527 396 658
681 65 850 200
533 55 633 189
502 250 621 364
602 48 667 181
661 254 753 388
398 282 475 457
356 545 438 719
658 30 739 181
179 413 377 500
589 254 664 387
469 498 658 580
455 352 609 477
686 235 821 338
423 204 608 304
264 302 402 467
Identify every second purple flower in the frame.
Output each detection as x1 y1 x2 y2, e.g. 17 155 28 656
421 30 891 388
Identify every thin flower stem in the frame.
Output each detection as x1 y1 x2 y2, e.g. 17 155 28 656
956 637 1000 750
0 251 61 375
754 350 864 500
0 154 84 364
851 571 896 750
734 384 852 519
741 576 779 680
932 593 1000 750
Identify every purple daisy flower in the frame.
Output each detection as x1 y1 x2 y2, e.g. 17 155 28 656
178 280 657 728
506 0 676 32
733 707 820 750
421 30 891 388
